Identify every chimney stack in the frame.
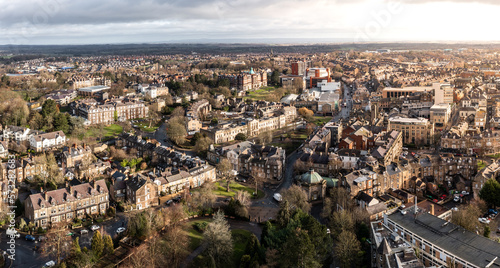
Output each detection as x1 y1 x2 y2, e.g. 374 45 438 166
430 204 435 215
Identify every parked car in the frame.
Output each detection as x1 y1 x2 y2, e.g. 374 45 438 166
488 209 498 215
479 217 491 224
432 199 439 203
90 225 100 231
25 235 36 241
38 236 46 242
116 227 126 234
453 196 460 202
273 193 282 202
461 191 469 195
165 199 173 206
80 229 89 235
43 261 56 268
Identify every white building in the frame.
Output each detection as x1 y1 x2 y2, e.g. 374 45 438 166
433 83 454 105
29 131 67 152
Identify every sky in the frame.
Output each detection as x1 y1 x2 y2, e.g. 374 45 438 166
1 0 500 45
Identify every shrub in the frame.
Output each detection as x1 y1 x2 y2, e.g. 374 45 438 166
194 221 209 233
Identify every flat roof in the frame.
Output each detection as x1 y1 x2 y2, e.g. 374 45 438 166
389 116 429 124
383 87 433 92
78 85 110 92
388 213 500 267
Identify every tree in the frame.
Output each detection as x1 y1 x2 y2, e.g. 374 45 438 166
335 230 361 268
194 136 213 156
140 161 148 170
53 112 70 133
298 107 314 120
104 234 114 255
270 70 281 85
43 222 72 263
451 202 482 232
91 230 104 258
329 210 355 236
71 237 81 256
235 133 247 141
203 211 233 267
41 99 58 118
484 225 491 238
250 168 264 197
147 109 160 128
257 130 272 145
166 121 187 145
217 158 233 192
164 226 189 267
479 179 500 208
280 228 321 268
171 106 185 117
114 110 118 121
282 185 311 213
192 182 216 211
163 203 188 227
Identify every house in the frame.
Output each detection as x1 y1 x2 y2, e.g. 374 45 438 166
62 144 94 168
29 131 66 152
0 140 8 157
126 175 159 210
24 180 109 228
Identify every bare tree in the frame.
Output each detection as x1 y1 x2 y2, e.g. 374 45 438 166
43 222 72 263
282 184 311 213
203 211 233 267
334 230 361 268
216 158 233 192
163 226 189 268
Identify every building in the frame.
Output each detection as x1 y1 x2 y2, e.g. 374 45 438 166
291 61 311 76
384 212 500 268
219 68 267 91
2 125 32 142
387 116 434 145
62 144 94 168
305 68 331 88
433 83 454 105
430 103 452 131
382 87 433 99
29 131 67 152
77 85 110 96
126 175 159 210
201 106 297 144
74 99 148 125
370 220 424 268
24 180 109 228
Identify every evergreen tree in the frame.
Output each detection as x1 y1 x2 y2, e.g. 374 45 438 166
104 234 114 255
91 230 104 258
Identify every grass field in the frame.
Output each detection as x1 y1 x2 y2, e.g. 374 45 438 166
488 153 500 159
85 124 123 139
231 229 252 265
478 160 487 171
211 180 265 199
244 86 277 101
134 120 160 133
312 116 332 126
186 219 212 251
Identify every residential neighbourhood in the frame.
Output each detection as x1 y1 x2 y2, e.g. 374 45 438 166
3 39 500 268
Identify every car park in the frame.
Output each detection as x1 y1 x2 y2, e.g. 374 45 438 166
25 235 36 241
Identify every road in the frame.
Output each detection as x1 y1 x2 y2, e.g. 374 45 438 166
0 212 129 268
149 121 196 157
250 151 300 209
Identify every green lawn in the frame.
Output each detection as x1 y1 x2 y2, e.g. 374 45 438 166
231 229 252 265
312 116 332 126
478 160 487 171
186 219 212 251
244 86 278 101
270 141 302 155
134 120 161 133
85 124 123 139
213 180 265 199
488 153 500 159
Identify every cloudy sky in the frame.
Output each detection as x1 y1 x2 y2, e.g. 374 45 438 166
1 0 500 45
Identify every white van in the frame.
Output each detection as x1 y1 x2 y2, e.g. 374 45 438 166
273 193 282 202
